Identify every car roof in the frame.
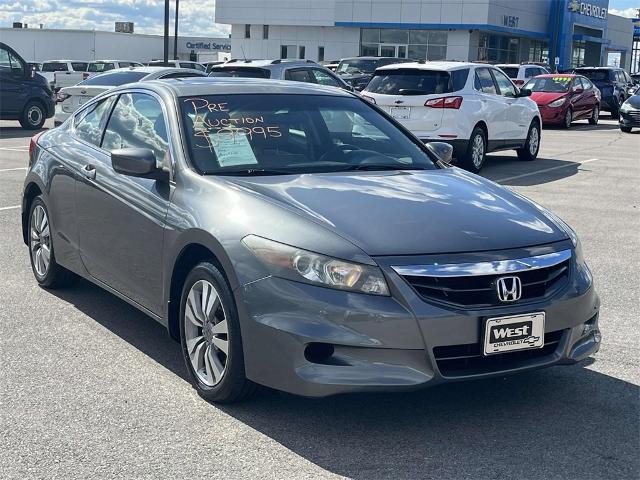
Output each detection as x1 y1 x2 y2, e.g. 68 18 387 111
340 57 405 61
91 59 140 63
42 59 86 63
535 73 577 78
376 61 479 72
573 66 619 70
216 59 316 68
93 66 204 76
137 77 354 97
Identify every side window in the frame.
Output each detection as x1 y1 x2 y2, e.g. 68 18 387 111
0 47 24 74
179 62 195 69
102 93 169 166
74 97 115 147
285 68 315 83
525 68 538 79
573 78 584 90
160 72 202 79
492 69 517 97
615 71 624 83
474 68 497 94
72 62 88 71
582 77 593 89
451 68 470 91
623 71 632 83
311 69 340 87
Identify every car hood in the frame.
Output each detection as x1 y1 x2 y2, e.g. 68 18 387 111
530 92 567 106
224 168 568 256
624 94 640 109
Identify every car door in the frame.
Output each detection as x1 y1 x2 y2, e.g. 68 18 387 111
491 68 528 142
580 77 598 113
0 45 27 117
474 67 507 144
75 91 172 315
569 77 588 119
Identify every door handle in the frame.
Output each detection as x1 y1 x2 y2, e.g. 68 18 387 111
82 164 96 180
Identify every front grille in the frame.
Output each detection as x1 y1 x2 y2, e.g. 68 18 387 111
433 329 565 377
623 110 640 126
398 258 570 309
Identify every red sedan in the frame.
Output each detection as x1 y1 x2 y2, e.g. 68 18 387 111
524 74 601 128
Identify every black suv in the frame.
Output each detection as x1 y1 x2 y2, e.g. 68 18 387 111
573 67 635 119
0 42 54 129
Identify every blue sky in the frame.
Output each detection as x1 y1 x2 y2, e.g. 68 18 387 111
0 1 637 37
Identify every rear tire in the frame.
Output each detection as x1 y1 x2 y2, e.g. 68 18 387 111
179 261 256 404
19 101 46 130
517 121 540 162
28 197 77 288
459 127 487 173
588 105 599 125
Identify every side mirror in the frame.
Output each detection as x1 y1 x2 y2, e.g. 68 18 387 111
516 88 532 98
426 142 453 165
111 148 166 180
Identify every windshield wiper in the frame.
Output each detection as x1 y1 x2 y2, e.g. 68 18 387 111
342 164 428 172
214 168 294 176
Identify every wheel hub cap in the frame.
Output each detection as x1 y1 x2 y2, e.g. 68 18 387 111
183 280 229 387
30 205 50 277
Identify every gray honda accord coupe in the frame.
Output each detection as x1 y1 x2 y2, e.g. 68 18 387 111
22 78 601 403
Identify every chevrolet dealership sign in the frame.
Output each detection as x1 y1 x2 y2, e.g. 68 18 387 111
567 0 607 19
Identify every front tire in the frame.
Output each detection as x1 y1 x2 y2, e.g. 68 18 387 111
28 197 77 288
562 108 572 129
588 105 599 125
517 121 540 162
19 101 46 130
620 126 632 133
179 261 256 403
459 127 487 173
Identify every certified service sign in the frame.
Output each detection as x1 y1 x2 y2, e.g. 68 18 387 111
568 0 607 20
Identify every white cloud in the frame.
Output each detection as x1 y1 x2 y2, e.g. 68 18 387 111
608 7 639 18
0 0 230 37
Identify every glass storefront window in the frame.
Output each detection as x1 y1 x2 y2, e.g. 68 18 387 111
478 34 519 63
360 29 448 60
380 29 409 44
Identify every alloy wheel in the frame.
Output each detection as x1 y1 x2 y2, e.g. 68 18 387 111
528 126 539 156
471 134 485 168
183 280 229 387
30 205 51 277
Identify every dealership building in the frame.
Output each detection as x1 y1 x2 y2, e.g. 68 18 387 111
216 0 635 71
0 27 231 64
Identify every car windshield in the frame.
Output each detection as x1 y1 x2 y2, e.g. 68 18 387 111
575 69 610 81
208 67 270 78
336 59 377 74
524 77 572 92
366 69 468 95
80 71 148 86
180 94 436 175
42 62 68 72
88 62 116 72
498 67 519 78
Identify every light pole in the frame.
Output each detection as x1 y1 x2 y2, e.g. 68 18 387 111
163 0 170 64
174 0 179 60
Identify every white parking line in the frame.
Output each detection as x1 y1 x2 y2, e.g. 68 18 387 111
496 158 599 183
0 147 28 152
0 205 20 212
0 167 27 173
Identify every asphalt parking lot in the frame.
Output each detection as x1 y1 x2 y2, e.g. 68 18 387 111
1 117 638 480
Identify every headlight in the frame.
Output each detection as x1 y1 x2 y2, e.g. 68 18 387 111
620 102 631 112
242 235 390 295
547 98 566 108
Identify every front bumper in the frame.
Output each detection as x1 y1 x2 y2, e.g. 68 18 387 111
539 105 568 125
235 244 601 397
619 109 640 128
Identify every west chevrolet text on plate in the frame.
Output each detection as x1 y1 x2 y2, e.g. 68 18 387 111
22 78 601 403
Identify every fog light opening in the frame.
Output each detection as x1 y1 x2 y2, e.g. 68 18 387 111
304 343 335 364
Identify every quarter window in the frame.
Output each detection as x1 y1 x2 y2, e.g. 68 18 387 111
102 93 169 166
474 68 497 94
74 98 115 147
492 69 517 97
285 68 314 83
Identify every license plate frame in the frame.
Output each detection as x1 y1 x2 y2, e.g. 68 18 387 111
390 106 411 120
483 312 545 356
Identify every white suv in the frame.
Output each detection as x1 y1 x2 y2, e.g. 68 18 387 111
496 64 550 86
362 61 542 172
